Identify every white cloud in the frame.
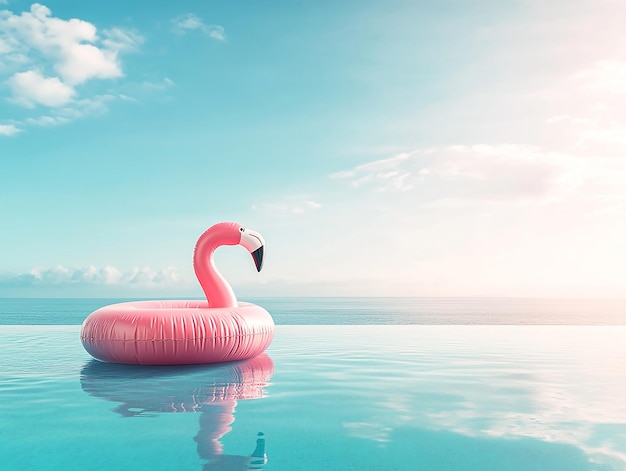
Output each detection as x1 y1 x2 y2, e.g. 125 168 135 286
171 13 204 32
331 145 571 202
0 4 125 85
101 27 144 53
529 57 626 158
171 13 225 41
24 114 69 126
331 112 626 219
138 77 175 92
0 123 20 135
252 195 322 215
0 265 183 287
16 94 115 127
0 3 144 130
8 70 74 107
573 60 626 95
55 43 120 86
0 37 12 53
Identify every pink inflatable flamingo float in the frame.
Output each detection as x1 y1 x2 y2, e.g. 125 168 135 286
81 222 275 365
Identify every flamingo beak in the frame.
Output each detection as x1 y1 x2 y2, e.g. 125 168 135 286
240 228 265 272
251 246 264 272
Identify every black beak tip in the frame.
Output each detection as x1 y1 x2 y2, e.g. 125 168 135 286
252 246 264 272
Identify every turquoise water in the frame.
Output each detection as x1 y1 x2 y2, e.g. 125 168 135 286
1 297 625 324
1 325 626 470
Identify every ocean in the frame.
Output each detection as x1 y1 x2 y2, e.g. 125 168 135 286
0 296 625 325
2 298 626 470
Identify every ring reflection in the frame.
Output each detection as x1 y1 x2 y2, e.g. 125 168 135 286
80 353 274 470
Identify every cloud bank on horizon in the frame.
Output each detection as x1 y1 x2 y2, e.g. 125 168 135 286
1 0 625 298
0 264 180 286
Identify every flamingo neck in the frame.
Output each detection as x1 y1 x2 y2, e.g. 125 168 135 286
193 224 240 308
195 402 237 458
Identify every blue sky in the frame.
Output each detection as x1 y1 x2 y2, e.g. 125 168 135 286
1 0 625 298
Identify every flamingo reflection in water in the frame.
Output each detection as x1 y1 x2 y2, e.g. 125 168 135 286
80 353 273 470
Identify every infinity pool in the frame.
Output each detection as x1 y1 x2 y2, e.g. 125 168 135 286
1 326 625 470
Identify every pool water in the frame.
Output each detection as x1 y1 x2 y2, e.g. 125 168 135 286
1 325 625 470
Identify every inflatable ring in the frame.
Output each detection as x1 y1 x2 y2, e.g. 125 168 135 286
81 222 275 365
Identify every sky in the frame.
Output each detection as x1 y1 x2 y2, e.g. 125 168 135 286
1 0 625 298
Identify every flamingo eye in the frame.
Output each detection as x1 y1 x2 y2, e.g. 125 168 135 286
239 227 245 232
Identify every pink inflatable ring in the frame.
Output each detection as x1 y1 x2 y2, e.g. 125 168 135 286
81 222 275 365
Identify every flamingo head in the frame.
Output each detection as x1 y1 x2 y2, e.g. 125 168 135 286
238 225 265 272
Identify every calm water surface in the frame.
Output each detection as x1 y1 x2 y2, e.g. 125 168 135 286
1 325 625 470
1 297 625 324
